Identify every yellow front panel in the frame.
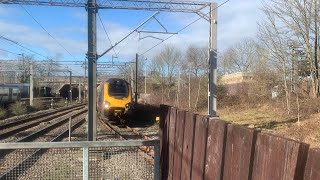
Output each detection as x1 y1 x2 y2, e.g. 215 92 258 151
103 82 132 108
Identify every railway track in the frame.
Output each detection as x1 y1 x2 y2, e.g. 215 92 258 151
0 111 157 179
0 104 86 142
0 108 87 179
100 117 156 156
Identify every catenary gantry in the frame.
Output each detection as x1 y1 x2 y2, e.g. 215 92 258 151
0 0 210 13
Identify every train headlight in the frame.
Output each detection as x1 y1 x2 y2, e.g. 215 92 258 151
125 103 132 109
104 101 110 109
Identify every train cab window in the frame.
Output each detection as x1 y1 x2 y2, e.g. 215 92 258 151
108 80 129 97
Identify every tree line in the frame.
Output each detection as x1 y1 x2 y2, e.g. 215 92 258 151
141 0 320 115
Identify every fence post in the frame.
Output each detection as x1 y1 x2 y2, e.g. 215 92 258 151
154 143 160 180
83 147 89 180
69 117 72 142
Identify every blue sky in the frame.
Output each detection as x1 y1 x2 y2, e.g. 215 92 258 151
0 0 264 74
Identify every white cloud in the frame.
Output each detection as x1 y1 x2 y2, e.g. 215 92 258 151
0 19 86 60
217 0 264 50
0 0 264 67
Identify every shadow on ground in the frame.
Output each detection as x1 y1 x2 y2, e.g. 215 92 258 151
127 104 160 128
251 118 298 129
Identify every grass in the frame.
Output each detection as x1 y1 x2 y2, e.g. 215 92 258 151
9 102 27 116
55 99 67 108
0 107 6 119
218 105 285 130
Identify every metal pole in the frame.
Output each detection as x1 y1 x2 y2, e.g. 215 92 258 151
69 117 72 141
130 65 134 94
79 80 81 102
69 71 72 104
21 53 25 82
84 58 87 102
135 53 138 104
29 64 33 106
144 58 147 94
87 0 97 141
83 147 89 180
208 3 217 116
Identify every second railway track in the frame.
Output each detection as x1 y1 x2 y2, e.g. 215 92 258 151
0 104 86 142
0 108 87 179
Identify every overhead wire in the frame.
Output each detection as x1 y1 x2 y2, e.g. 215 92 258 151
116 11 155 57
19 5 78 61
0 48 21 55
0 34 51 60
140 0 231 56
97 11 118 58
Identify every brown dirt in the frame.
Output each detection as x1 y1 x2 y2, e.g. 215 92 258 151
274 113 320 148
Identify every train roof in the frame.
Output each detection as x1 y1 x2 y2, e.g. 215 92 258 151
0 83 29 87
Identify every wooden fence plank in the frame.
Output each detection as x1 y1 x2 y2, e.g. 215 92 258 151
180 112 196 180
160 105 170 180
223 124 257 180
172 110 186 180
191 115 208 180
251 133 309 180
168 107 177 180
204 119 228 180
304 148 320 180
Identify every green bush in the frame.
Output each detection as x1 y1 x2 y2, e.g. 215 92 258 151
32 99 45 111
56 99 67 108
9 102 27 116
0 108 6 119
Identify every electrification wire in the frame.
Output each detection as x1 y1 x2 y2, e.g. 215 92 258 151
116 32 140 55
97 11 118 58
0 34 51 60
0 48 21 55
140 0 230 56
19 5 78 60
115 11 155 56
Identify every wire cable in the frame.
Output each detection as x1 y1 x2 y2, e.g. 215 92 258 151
97 11 118 57
20 5 78 60
140 0 230 56
0 34 51 60
0 48 21 55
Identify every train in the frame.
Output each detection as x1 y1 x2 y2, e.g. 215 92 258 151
59 84 82 100
0 83 54 105
0 86 20 104
97 78 133 120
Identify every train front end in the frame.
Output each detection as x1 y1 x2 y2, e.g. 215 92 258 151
101 79 133 119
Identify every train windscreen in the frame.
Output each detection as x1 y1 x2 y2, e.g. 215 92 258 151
108 80 129 97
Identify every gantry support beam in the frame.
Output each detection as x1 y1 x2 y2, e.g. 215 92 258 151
0 0 210 13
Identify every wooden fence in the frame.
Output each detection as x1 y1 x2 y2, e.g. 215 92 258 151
159 105 320 180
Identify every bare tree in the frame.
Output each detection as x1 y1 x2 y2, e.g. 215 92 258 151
151 45 181 105
220 38 259 74
260 0 319 98
184 45 208 110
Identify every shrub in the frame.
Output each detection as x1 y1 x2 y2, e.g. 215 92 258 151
32 99 45 111
56 99 67 108
9 102 27 116
0 108 6 119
